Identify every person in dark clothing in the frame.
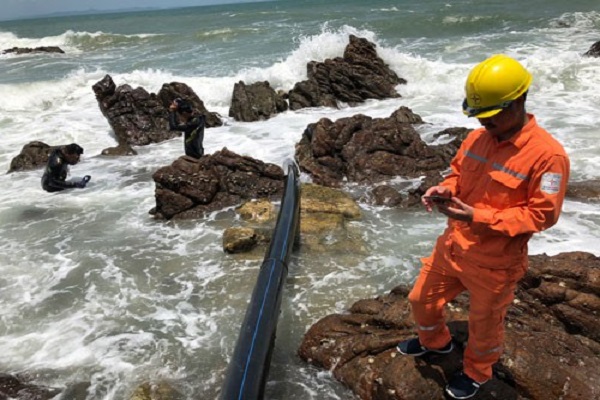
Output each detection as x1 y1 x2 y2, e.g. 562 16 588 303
41 143 90 192
168 98 206 159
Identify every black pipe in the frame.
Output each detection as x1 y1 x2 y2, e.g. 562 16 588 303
220 160 301 400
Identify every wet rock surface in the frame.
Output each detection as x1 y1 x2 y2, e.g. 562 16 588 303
298 251 600 400
583 40 600 57
7 141 53 173
566 179 600 202
223 183 364 254
91 75 222 150
150 148 285 220
294 106 464 188
228 81 288 122
0 373 60 400
288 35 406 110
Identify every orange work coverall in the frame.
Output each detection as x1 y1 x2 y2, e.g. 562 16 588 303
409 114 570 383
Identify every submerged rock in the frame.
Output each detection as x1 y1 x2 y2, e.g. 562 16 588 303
129 381 184 400
0 373 61 400
2 46 64 55
223 183 365 254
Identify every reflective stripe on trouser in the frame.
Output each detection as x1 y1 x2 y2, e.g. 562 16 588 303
408 248 526 382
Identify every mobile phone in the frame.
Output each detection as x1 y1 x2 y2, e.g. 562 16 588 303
424 195 452 203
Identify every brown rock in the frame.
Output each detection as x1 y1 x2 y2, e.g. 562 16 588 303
225 183 366 254
566 179 600 202
157 82 223 128
7 141 52 173
223 227 270 254
369 185 404 207
298 251 600 400
295 107 455 187
129 381 184 400
91 75 222 148
228 81 288 122
101 143 138 156
288 35 406 110
151 148 285 220
237 199 276 222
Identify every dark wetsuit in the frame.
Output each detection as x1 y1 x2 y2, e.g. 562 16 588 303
41 148 78 192
169 112 206 159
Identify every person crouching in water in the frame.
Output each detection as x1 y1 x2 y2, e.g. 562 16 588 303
41 143 90 192
169 98 205 159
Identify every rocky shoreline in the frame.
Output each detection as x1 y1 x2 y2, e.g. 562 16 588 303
3 35 600 400
299 252 600 400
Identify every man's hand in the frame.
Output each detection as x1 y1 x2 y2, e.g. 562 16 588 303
422 186 452 212
437 197 474 222
75 176 91 189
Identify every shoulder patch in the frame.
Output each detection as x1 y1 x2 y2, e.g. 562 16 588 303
540 173 561 194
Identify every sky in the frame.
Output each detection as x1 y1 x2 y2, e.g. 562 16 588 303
1 0 266 21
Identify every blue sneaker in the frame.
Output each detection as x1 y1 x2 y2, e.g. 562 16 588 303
396 337 453 356
445 371 485 399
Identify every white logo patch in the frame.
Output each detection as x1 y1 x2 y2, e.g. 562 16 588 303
541 173 562 194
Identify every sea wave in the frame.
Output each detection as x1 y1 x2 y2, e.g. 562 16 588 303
0 30 162 53
0 30 72 51
550 10 600 30
195 27 262 41
65 30 162 51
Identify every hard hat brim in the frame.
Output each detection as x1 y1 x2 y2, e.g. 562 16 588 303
463 107 503 119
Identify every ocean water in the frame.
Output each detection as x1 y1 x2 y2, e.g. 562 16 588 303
0 1 599 399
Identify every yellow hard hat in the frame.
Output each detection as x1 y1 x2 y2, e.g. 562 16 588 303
462 54 532 118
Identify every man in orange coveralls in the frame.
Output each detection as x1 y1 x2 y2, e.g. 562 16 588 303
396 54 570 399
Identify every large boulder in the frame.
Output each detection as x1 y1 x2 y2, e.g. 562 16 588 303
6 141 99 174
150 148 285 220
298 251 600 400
288 35 406 110
91 75 222 149
294 106 461 187
228 81 288 122
7 141 52 173
156 82 223 128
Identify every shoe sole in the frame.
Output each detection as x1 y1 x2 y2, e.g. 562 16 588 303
445 386 478 399
396 341 454 356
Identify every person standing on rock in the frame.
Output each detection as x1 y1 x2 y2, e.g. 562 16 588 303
168 98 205 159
396 54 570 399
41 143 90 192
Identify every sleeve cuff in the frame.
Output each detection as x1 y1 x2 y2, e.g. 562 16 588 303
472 208 494 226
